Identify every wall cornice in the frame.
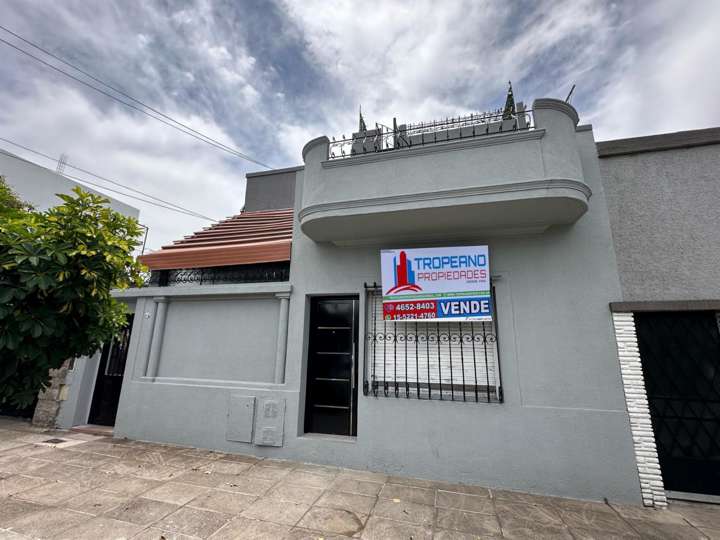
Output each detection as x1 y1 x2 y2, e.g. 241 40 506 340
299 178 591 222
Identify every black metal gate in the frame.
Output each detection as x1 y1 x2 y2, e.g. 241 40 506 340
635 311 720 496
88 314 134 426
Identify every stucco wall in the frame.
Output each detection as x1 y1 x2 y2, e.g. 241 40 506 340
600 144 720 301
156 298 279 382
111 109 641 503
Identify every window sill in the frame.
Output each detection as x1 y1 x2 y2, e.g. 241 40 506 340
299 432 357 444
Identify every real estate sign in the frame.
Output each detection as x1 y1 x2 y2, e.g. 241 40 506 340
380 245 492 321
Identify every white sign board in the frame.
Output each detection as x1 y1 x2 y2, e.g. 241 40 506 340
380 245 491 321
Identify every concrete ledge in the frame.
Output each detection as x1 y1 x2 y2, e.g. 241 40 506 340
302 136 329 161
246 165 304 178
610 299 720 312
597 127 720 157
112 282 292 299
533 98 580 126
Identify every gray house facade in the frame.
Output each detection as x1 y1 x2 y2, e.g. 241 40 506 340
54 96 720 507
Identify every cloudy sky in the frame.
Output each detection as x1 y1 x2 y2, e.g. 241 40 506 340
1 0 719 251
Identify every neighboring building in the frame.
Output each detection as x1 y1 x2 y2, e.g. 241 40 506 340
0 150 139 217
51 90 720 506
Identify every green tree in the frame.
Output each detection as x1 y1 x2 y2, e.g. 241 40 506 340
0 175 32 216
0 187 144 407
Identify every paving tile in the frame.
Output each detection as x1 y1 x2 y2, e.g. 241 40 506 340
13 479 91 505
432 529 483 539
217 452 259 464
625 518 707 540
502 523 574 539
0 498 44 523
241 497 310 526
569 527 640 539
330 477 383 497
700 528 720 540
51 516 143 540
142 481 211 505
102 476 162 497
276 469 331 486
267 483 325 504
131 527 198 540
436 490 494 514
387 475 436 489
0 457 53 475
337 469 387 484
188 489 257 514
436 508 502 536
105 497 180 527
360 516 432 540
558 508 636 535
285 527 352 539
611 503 688 525
297 506 366 536
197 460 253 475
179 448 224 460
159 453 210 469
494 500 564 528
294 463 339 477
371 497 434 526
552 498 617 515
379 484 435 505
0 474 48 496
155 506 232 538
671 502 720 529
64 488 130 515
209 516 291 539
491 488 560 505
173 470 239 489
315 490 377 515
216 475 277 496
434 482 490 497
4 507 91 539
245 464 293 481
104 460 182 481
32 461 116 488
0 529 32 539
260 459 297 469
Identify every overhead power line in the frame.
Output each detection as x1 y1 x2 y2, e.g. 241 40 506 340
0 136 216 221
0 27 272 169
0 146 217 221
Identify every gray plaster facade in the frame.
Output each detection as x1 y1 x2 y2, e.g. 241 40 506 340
53 99 720 506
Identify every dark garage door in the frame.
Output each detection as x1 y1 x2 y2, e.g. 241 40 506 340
635 311 720 496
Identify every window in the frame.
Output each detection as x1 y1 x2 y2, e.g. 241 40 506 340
363 288 502 402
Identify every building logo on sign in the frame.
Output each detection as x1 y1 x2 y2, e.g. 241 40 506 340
380 245 492 321
386 251 423 294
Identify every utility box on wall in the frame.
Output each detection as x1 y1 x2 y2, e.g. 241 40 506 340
226 395 255 443
253 397 285 447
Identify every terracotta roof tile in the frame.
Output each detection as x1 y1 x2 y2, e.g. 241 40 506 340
139 208 293 270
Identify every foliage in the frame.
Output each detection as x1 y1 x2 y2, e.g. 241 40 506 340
0 176 33 216
0 187 144 407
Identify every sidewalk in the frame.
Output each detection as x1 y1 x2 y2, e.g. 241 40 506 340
0 416 717 539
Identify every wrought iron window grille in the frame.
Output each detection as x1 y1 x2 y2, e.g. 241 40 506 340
143 261 290 287
363 284 503 403
329 107 533 161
